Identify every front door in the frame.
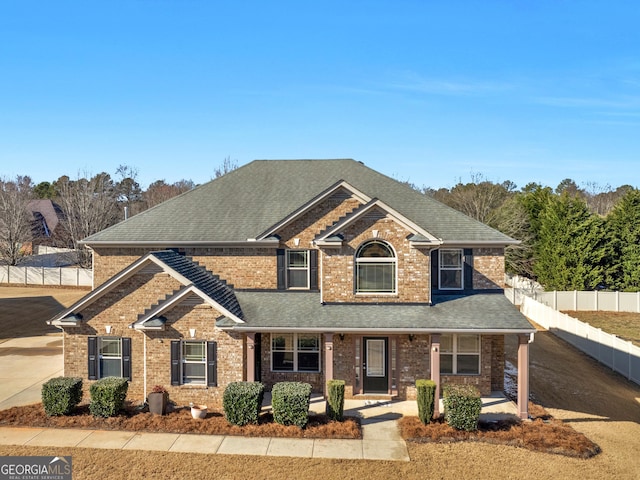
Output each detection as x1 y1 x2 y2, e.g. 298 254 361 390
363 337 389 394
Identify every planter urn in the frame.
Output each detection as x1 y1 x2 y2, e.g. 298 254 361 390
191 405 207 419
148 392 168 415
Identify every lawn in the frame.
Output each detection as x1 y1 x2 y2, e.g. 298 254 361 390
562 310 640 347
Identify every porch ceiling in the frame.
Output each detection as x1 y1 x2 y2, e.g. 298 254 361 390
217 291 535 333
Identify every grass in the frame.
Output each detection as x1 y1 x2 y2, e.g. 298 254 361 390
562 310 640 346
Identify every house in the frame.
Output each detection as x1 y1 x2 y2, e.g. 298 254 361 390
48 159 535 419
26 199 69 252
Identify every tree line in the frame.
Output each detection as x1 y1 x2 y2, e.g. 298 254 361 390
2 162 639 292
0 159 237 268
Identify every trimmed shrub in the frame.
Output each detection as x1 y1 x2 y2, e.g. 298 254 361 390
223 381 265 426
89 377 129 417
41 377 83 416
272 382 312 428
442 384 482 431
325 380 345 421
415 379 437 424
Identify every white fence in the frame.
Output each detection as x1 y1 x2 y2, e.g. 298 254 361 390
0 265 92 287
531 290 640 313
519 295 640 386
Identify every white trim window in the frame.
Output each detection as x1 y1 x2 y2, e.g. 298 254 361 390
99 337 122 378
182 340 206 384
440 334 481 375
271 333 321 372
355 240 397 294
439 249 464 290
287 250 309 289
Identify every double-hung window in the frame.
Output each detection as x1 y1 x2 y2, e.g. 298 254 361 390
170 340 217 387
271 333 320 372
182 340 206 384
439 249 464 290
440 334 480 375
287 250 309 289
355 240 397 294
88 336 131 380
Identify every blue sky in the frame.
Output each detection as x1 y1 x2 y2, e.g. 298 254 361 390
1 1 639 191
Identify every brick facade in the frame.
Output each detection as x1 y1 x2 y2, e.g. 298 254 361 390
66 192 509 407
473 248 505 289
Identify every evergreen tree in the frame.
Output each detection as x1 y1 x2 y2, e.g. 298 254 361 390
606 188 640 291
533 193 610 290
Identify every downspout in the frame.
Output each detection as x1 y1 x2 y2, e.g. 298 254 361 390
143 333 147 401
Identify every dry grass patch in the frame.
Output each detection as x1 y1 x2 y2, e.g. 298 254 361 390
399 403 600 459
0 402 361 439
562 310 640 346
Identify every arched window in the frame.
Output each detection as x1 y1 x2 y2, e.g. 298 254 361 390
355 240 396 294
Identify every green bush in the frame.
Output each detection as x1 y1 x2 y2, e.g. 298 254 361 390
89 377 129 417
41 377 83 416
223 381 265 426
416 379 436 424
325 380 345 421
442 384 482 431
272 382 312 428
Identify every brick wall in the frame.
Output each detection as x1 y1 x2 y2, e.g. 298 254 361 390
473 248 505 289
61 271 243 408
322 211 431 303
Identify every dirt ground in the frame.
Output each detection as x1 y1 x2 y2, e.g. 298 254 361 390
1 286 640 479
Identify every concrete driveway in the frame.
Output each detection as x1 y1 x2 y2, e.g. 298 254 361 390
0 334 63 410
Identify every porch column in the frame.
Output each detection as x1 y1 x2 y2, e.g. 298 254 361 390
430 333 441 418
246 333 256 382
517 333 531 420
324 333 334 396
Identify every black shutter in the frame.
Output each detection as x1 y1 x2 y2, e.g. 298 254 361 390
276 249 286 290
464 248 473 291
309 249 318 290
170 340 181 386
207 341 217 387
88 336 98 380
431 250 440 291
122 337 132 381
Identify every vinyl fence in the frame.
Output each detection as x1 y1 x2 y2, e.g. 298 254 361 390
0 265 92 287
531 290 640 313
519 295 640 386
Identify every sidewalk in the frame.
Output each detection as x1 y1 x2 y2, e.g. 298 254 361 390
0 394 519 462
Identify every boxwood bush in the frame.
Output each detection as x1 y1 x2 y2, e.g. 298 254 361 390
272 382 312 428
442 384 482 431
415 379 436 424
325 379 345 421
41 377 83 416
89 377 129 417
223 381 265 426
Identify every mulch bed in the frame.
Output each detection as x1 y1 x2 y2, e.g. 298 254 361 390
0 403 362 439
399 403 601 459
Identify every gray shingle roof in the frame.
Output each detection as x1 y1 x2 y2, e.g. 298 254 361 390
150 250 243 320
217 291 534 333
82 159 515 245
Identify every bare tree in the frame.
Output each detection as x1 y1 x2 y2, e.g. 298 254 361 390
143 179 195 209
439 173 513 224
115 165 143 218
214 156 238 178
0 176 34 265
56 173 120 267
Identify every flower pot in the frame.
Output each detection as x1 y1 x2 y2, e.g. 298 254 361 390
148 392 168 415
191 405 207 419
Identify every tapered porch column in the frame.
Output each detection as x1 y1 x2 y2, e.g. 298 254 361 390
430 334 441 418
324 333 334 396
246 333 256 382
517 333 531 420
